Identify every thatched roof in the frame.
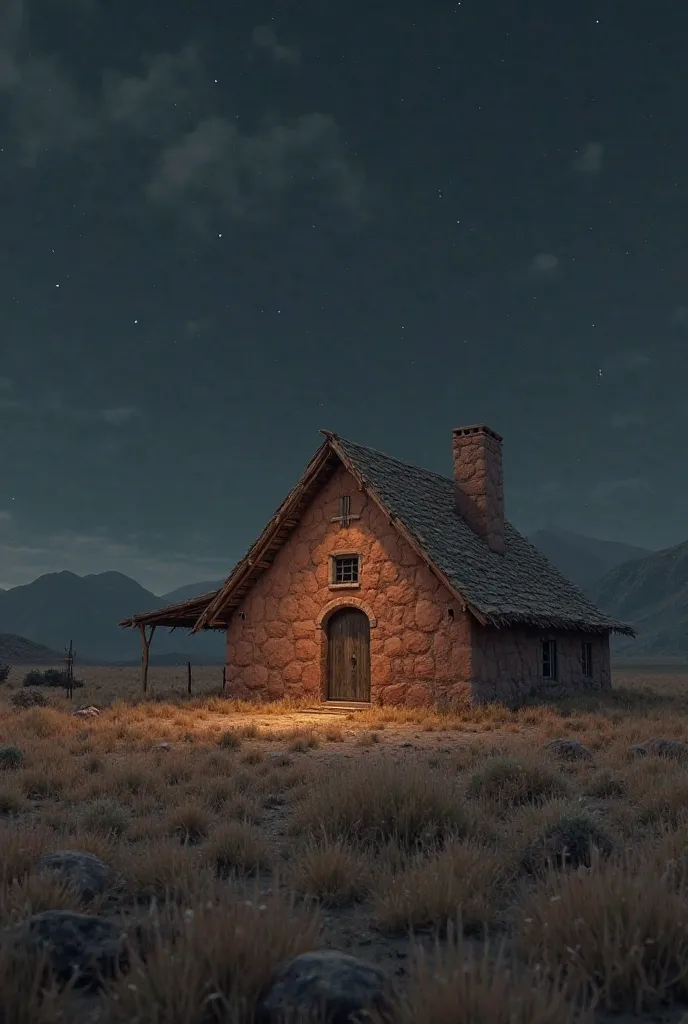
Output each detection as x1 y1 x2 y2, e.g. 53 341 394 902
119 590 225 631
187 432 634 638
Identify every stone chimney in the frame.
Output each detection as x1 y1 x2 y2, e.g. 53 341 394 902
452 424 505 554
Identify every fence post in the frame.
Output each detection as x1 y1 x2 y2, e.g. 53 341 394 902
221 665 226 695
64 640 75 700
187 661 192 696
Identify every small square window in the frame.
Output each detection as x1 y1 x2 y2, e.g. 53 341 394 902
542 639 557 681
332 555 359 584
582 641 593 678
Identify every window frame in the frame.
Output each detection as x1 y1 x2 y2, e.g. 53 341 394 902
582 641 593 679
542 638 557 681
330 553 361 588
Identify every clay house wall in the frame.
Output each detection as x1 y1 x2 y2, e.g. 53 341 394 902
224 465 472 706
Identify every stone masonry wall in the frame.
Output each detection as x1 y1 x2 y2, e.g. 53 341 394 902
471 626 611 705
451 426 505 555
224 465 472 706
224 463 612 707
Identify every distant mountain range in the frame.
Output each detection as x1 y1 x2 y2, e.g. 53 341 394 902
0 529 685 664
159 580 225 604
0 571 224 665
0 633 86 666
526 530 652 589
586 541 688 658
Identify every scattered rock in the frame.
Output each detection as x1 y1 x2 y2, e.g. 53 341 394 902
37 851 114 902
73 706 100 718
2 910 127 990
631 738 688 761
542 738 592 762
255 949 398 1024
156 742 172 751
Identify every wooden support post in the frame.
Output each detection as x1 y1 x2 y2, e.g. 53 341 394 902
64 639 75 700
221 665 226 695
139 624 155 694
187 661 192 697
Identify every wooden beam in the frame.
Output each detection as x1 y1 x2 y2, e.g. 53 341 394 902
139 623 155 694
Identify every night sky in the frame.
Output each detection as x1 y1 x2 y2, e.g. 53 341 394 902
1 0 686 592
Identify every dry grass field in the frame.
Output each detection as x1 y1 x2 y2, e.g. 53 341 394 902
2 663 688 1022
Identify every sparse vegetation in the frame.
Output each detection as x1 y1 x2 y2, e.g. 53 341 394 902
11 689 49 709
0 745 24 770
0 662 686 1021
22 668 83 689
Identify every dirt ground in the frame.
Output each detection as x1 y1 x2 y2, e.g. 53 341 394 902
2 663 688 1022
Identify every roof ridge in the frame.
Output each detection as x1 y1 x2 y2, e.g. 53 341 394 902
334 434 456 485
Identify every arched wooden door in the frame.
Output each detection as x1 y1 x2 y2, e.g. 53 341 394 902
326 607 371 702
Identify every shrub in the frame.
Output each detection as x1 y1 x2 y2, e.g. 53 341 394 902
520 811 615 875
167 803 211 845
288 839 370 906
206 822 272 878
81 798 130 837
0 663 10 682
218 729 241 750
22 668 83 689
107 894 319 1024
374 840 508 935
292 759 478 852
0 788 24 816
119 842 204 905
11 689 48 709
517 851 688 1011
467 755 569 809
403 932 590 1024
0 746 24 770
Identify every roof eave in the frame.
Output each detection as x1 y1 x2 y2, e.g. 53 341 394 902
120 590 222 632
190 440 337 632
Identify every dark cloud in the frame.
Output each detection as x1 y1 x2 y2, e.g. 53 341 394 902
574 141 603 176
0 0 97 164
528 252 559 277
146 112 366 228
251 24 301 66
102 46 206 137
1 7 363 228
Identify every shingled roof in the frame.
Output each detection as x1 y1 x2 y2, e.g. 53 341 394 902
330 435 634 636
121 431 635 637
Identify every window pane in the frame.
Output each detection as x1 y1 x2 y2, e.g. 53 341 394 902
334 555 359 583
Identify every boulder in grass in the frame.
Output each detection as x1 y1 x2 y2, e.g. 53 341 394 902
631 738 688 762
2 910 128 990
73 706 100 718
542 738 592 762
255 950 398 1024
37 851 114 902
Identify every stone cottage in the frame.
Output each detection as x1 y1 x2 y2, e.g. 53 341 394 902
121 425 634 706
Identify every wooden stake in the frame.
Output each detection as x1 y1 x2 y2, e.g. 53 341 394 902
187 661 192 696
221 665 226 695
139 624 155 694
64 639 75 700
